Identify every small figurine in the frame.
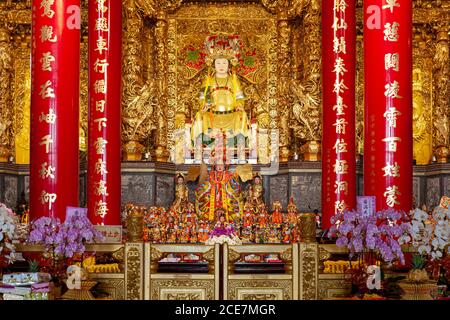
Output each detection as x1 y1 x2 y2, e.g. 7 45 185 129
153 226 161 243
282 224 291 243
268 228 280 243
271 201 283 226
190 229 198 243
197 221 210 243
242 202 254 228
257 209 268 229
180 227 190 243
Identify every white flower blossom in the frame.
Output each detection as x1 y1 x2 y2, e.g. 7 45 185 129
0 203 17 265
410 206 449 260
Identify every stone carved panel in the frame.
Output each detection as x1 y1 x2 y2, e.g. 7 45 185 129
121 175 154 206
227 279 292 300
4 176 17 209
269 175 288 209
156 175 174 207
290 174 321 211
444 176 450 197
413 176 421 208
24 175 29 202
426 177 441 208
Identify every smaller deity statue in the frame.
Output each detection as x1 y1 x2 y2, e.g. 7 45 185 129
257 210 268 229
285 197 299 243
168 230 178 243
268 228 281 243
148 226 161 243
180 227 190 243
197 221 210 243
184 203 197 227
282 224 291 243
194 163 243 223
190 228 198 243
209 209 238 238
271 201 284 226
242 202 255 228
165 214 179 243
285 197 298 226
171 173 190 214
251 174 265 207
240 227 254 243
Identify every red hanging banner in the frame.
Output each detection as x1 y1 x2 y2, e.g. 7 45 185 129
30 0 81 220
364 0 413 211
87 0 122 225
322 0 357 230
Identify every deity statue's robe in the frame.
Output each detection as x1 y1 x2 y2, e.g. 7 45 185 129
192 74 249 142
195 168 243 223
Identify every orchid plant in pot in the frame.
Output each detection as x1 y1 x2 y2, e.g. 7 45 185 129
329 208 412 298
410 207 450 278
330 208 412 265
27 212 104 281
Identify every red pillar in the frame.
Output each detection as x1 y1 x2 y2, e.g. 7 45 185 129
322 0 357 229
30 1 81 220
88 0 122 225
364 1 413 211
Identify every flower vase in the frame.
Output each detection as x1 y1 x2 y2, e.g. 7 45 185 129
398 280 437 300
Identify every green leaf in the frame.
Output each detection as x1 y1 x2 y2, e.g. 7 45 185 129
243 56 255 67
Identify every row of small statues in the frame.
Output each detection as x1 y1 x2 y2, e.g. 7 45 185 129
124 197 301 244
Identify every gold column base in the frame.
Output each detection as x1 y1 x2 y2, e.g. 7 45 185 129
300 141 321 161
0 146 9 162
122 141 144 161
154 145 170 162
435 145 449 163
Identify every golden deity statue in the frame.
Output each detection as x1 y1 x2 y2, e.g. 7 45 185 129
171 173 189 214
192 36 250 144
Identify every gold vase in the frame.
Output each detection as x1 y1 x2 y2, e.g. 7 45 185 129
122 141 144 161
398 280 437 300
435 145 449 163
61 280 98 300
0 146 9 162
154 145 170 162
298 213 317 243
300 141 321 161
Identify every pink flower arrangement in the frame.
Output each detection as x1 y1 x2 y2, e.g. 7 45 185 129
329 209 412 264
28 212 104 259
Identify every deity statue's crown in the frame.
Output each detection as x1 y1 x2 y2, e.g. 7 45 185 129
205 34 242 66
